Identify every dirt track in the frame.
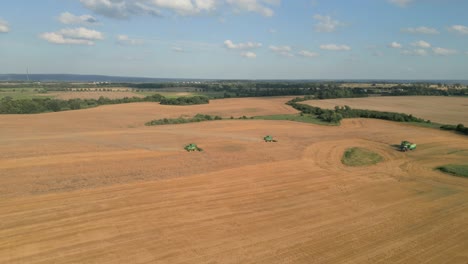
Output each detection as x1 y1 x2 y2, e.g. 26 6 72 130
1 97 468 263
303 96 468 125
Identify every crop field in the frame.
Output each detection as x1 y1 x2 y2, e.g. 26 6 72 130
1 96 468 263
303 96 468 125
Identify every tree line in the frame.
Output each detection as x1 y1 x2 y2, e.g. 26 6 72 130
440 124 468 135
0 94 210 114
287 97 429 124
159 96 209 105
146 114 222 126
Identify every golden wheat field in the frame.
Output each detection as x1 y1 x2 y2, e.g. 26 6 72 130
1 96 468 263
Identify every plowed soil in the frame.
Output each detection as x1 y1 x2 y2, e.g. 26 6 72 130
1 97 468 263
304 96 468 124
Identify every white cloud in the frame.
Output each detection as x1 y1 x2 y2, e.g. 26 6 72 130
268 28 277 33
226 0 280 17
401 49 427 56
224 40 262 50
172 47 185 52
298 50 319 58
80 0 278 18
117 34 144 45
0 18 9 33
40 27 103 45
433 47 457 56
401 26 439 35
59 27 103 40
313 14 343 33
388 42 402 49
411 40 431 48
388 0 413 7
448 25 468 35
320 44 351 51
80 0 162 18
58 12 99 25
40 32 95 45
269 45 293 56
241 51 257 58
152 0 217 15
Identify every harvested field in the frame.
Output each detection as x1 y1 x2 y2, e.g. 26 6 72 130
1 96 468 263
304 96 468 125
50 91 144 100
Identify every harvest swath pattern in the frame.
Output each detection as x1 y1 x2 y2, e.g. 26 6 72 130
1 97 468 263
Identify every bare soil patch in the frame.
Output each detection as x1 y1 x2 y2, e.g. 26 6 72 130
304 96 468 124
1 97 468 263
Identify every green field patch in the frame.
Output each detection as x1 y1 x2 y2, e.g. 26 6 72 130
436 164 468 178
137 92 194 99
253 114 339 126
342 147 384 167
0 89 53 100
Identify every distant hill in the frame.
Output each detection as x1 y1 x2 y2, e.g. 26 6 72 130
0 74 467 85
0 74 208 83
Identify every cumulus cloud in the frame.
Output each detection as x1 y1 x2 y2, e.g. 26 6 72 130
241 51 257 58
411 40 431 48
298 50 319 58
116 34 144 45
388 42 402 49
80 0 278 18
80 0 162 18
40 32 95 45
313 14 343 33
433 47 457 56
388 0 413 7
320 44 351 51
224 40 262 50
401 49 427 56
448 25 468 35
59 27 103 40
58 12 99 25
226 0 280 17
269 45 293 56
0 18 9 33
152 0 217 15
40 27 103 45
401 26 439 35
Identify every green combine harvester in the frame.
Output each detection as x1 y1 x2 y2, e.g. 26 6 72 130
264 135 277 142
400 141 416 152
184 143 203 152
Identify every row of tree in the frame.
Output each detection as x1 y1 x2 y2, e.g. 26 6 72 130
287 98 429 124
145 114 222 126
0 94 166 114
440 124 468 135
159 96 209 105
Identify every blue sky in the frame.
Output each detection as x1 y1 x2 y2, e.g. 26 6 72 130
0 0 467 79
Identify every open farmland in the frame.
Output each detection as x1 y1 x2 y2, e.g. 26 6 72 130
304 96 468 125
1 97 468 263
51 91 145 100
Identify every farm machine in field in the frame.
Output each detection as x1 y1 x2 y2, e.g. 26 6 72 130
264 135 277 142
184 143 203 152
400 141 416 152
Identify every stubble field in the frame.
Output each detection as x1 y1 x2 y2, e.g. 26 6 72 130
1 96 468 263
303 96 468 124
